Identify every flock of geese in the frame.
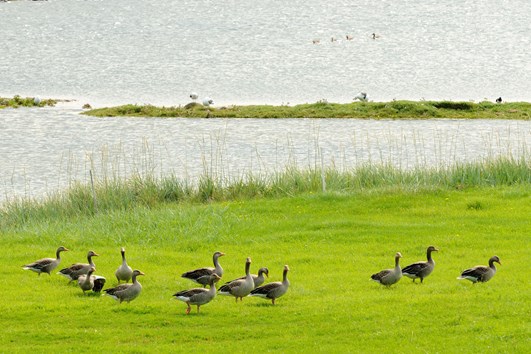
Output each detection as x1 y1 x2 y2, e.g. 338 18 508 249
312 33 380 44
371 246 501 287
22 248 290 315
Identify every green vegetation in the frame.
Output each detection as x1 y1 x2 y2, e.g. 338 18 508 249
0 95 57 109
83 100 531 119
0 157 530 352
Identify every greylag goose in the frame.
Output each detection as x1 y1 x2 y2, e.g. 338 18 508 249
77 267 106 294
58 250 99 282
402 246 439 283
115 247 133 283
371 252 403 287
173 274 221 314
250 265 290 305
222 267 269 289
218 257 255 302
23 246 69 276
457 256 501 283
181 251 225 287
104 269 144 303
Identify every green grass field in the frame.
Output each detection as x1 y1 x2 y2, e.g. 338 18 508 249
1 185 529 352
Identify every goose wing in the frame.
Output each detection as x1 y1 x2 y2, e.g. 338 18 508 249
402 261 429 276
104 283 131 296
173 288 208 299
24 258 53 270
371 269 392 282
251 282 281 296
182 267 214 280
461 265 489 279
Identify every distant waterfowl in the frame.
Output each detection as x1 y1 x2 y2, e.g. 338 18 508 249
115 247 133 283
312 39 320 44
331 37 338 42
33 97 41 105
78 267 106 294
182 251 225 287
371 252 403 287
190 92 198 101
222 267 269 288
250 265 290 305
173 274 221 314
104 269 144 303
202 97 214 107
402 246 439 283
58 250 99 282
23 246 69 276
354 92 368 102
457 256 501 283
372 33 380 39
496 97 502 103
218 257 255 302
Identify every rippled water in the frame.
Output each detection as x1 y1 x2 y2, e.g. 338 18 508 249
0 0 530 203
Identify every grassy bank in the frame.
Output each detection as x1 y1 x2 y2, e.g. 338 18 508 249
0 95 57 109
1 185 529 352
83 100 531 119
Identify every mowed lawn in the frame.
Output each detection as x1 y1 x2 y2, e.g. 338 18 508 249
1 186 529 353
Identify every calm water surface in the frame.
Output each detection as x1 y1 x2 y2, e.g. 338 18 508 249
0 0 530 202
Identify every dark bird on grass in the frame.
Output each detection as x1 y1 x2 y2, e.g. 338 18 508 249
173 274 221 314
496 97 502 103
115 247 133 283
250 265 290 305
58 250 99 282
457 256 501 283
23 246 69 276
104 269 144 303
371 252 403 287
182 251 225 287
218 257 255 302
402 246 439 283
78 267 106 294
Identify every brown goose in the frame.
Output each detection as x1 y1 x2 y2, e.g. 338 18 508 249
23 246 69 276
173 274 221 314
104 269 144 303
115 247 133 283
222 267 269 289
58 250 99 282
402 246 439 283
458 256 501 283
218 257 255 302
181 251 225 287
250 265 290 305
77 267 106 294
371 252 403 287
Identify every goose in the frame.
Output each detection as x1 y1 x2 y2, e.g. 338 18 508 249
312 39 320 44
331 37 338 42
173 274 221 314
372 33 380 39
23 246 69 276
78 267 106 294
457 256 501 283
58 250 99 282
250 265 290 305
218 257 255 302
182 251 225 287
371 252 403 287
496 97 502 104
346 35 353 41
104 269 144 303
115 247 133 283
222 267 269 289
402 246 439 283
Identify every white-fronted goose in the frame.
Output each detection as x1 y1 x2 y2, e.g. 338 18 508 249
173 274 221 314
222 267 269 289
402 246 439 283
458 256 501 283
218 257 254 302
23 246 69 276
115 247 133 283
371 252 403 287
104 269 144 303
181 251 225 287
58 250 99 282
77 267 106 294
250 265 290 305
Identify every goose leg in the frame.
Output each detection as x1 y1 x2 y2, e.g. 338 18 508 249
186 303 191 315
197 305 200 313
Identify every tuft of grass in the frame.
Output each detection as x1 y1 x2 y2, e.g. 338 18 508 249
83 100 531 119
0 95 57 109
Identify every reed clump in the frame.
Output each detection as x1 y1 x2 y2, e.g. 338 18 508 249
1 156 529 229
0 95 57 109
83 100 531 119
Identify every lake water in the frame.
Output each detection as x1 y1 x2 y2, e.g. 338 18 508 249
0 0 530 203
